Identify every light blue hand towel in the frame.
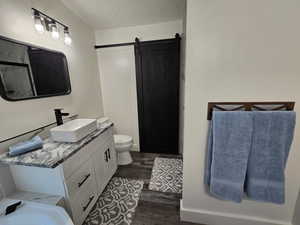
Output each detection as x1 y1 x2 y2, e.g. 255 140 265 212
8 136 43 157
246 111 296 204
208 111 253 203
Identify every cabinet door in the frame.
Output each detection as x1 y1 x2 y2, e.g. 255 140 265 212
107 140 117 178
93 128 117 195
94 146 108 195
102 144 112 183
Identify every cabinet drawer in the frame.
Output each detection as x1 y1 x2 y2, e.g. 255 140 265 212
63 143 93 179
63 128 112 179
66 159 95 198
69 177 97 225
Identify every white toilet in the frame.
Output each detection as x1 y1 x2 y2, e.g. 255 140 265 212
113 135 133 165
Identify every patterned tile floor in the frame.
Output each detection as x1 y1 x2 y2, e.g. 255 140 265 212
115 152 202 225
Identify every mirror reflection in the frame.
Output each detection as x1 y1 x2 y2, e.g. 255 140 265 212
0 36 71 101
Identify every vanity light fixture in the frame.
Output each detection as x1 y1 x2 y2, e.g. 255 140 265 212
32 8 72 45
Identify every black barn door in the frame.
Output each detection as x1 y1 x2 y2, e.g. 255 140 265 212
134 35 180 154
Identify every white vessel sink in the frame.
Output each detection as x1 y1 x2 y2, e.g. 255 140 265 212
50 119 97 143
0 199 74 225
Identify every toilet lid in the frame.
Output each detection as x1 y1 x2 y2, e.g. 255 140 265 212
114 135 133 144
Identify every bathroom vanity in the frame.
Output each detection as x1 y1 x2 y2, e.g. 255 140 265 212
0 123 117 225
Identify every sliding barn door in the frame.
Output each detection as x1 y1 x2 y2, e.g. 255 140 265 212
134 36 180 154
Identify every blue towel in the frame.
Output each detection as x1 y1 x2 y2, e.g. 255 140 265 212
208 111 253 203
245 111 296 204
8 136 43 157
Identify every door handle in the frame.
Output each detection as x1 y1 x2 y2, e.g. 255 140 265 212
105 150 108 162
78 174 90 188
107 148 110 160
82 195 94 212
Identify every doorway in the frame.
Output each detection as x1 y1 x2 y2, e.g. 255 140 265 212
134 34 180 154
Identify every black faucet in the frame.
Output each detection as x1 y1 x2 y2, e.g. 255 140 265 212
54 109 70 126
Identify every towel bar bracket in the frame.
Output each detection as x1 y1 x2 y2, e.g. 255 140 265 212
207 102 295 120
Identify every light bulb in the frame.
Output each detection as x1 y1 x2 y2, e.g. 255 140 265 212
64 28 72 45
35 23 44 33
34 14 44 34
52 30 59 39
51 23 59 40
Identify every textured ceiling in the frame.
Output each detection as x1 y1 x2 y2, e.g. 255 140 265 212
61 0 185 30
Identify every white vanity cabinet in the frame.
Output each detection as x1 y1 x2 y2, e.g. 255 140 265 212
9 126 117 225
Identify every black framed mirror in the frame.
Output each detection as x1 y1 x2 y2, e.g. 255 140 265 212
0 35 71 101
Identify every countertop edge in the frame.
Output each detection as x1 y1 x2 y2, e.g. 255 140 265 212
0 123 113 169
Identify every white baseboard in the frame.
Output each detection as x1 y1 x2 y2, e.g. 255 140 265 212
180 200 292 225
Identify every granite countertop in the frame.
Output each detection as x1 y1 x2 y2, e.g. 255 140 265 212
0 122 113 169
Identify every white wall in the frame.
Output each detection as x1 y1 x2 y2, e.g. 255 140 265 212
179 2 187 154
0 0 104 197
96 46 140 150
95 21 183 151
182 0 300 225
95 20 182 44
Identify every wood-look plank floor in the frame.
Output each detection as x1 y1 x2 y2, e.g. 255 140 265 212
114 152 201 225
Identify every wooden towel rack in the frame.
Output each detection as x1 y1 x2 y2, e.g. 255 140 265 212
207 102 295 120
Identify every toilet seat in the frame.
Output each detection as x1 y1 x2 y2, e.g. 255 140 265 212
114 135 133 148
